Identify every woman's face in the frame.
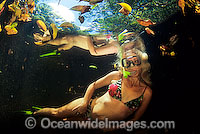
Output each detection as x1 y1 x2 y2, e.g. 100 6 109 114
122 50 142 77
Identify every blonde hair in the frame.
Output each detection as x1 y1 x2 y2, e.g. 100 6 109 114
115 37 152 86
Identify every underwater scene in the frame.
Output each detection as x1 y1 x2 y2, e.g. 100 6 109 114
0 0 200 133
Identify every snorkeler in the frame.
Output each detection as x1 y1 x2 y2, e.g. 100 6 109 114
34 39 152 123
33 30 147 56
34 33 120 56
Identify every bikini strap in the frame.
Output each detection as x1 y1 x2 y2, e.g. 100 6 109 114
142 86 148 95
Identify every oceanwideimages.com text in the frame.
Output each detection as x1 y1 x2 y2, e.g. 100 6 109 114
25 117 175 131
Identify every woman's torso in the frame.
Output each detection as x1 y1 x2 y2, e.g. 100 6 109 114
90 79 147 121
91 92 133 121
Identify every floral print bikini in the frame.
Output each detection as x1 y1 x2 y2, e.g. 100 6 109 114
108 79 147 112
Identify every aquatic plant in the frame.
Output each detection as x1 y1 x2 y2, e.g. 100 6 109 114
33 3 63 26
33 2 88 35
85 0 179 34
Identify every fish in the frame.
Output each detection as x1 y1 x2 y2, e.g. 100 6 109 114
89 65 98 69
27 0 35 14
79 0 90 2
4 23 18 35
36 20 47 32
170 51 175 57
169 34 179 46
195 5 200 14
15 6 21 18
0 25 2 32
136 19 156 27
160 45 169 51
89 0 103 5
0 0 6 16
58 0 61 5
118 3 132 16
18 13 32 22
145 27 155 35
0 7 4 16
50 23 58 40
40 50 61 58
79 0 103 5
70 5 91 14
78 15 85 23
59 22 74 28
0 0 6 10
178 0 186 16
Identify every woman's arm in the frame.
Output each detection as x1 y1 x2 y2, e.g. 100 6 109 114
83 71 121 104
72 71 121 113
129 87 152 121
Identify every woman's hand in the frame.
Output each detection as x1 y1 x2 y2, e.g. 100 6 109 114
72 100 88 115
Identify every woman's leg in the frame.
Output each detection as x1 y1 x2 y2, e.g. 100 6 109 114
46 37 69 46
34 98 84 118
87 37 119 56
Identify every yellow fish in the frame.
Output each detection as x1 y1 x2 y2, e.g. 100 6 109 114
50 23 58 40
0 0 6 16
36 20 47 32
0 25 2 32
178 0 185 16
195 5 200 14
118 3 132 15
59 22 74 28
4 24 18 35
0 0 6 10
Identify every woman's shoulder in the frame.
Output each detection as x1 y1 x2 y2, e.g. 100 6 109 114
143 85 152 100
107 71 122 80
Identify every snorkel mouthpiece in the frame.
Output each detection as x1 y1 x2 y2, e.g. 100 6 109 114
123 68 131 78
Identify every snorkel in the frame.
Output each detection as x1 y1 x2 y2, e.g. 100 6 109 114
113 63 131 78
123 68 131 78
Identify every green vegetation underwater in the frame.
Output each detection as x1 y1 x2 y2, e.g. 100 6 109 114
0 0 200 133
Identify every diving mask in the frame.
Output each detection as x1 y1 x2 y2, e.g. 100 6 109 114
122 56 141 68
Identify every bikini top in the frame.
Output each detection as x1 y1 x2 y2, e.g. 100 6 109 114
108 79 147 112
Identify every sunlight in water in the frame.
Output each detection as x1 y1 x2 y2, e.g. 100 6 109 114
48 3 75 22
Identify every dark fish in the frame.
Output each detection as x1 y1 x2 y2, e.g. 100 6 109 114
70 5 91 14
79 0 90 2
79 0 103 5
78 15 84 23
89 0 103 5
58 0 61 5
136 19 156 27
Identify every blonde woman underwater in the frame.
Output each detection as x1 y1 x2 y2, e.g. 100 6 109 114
33 31 146 56
34 38 152 123
34 33 120 56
